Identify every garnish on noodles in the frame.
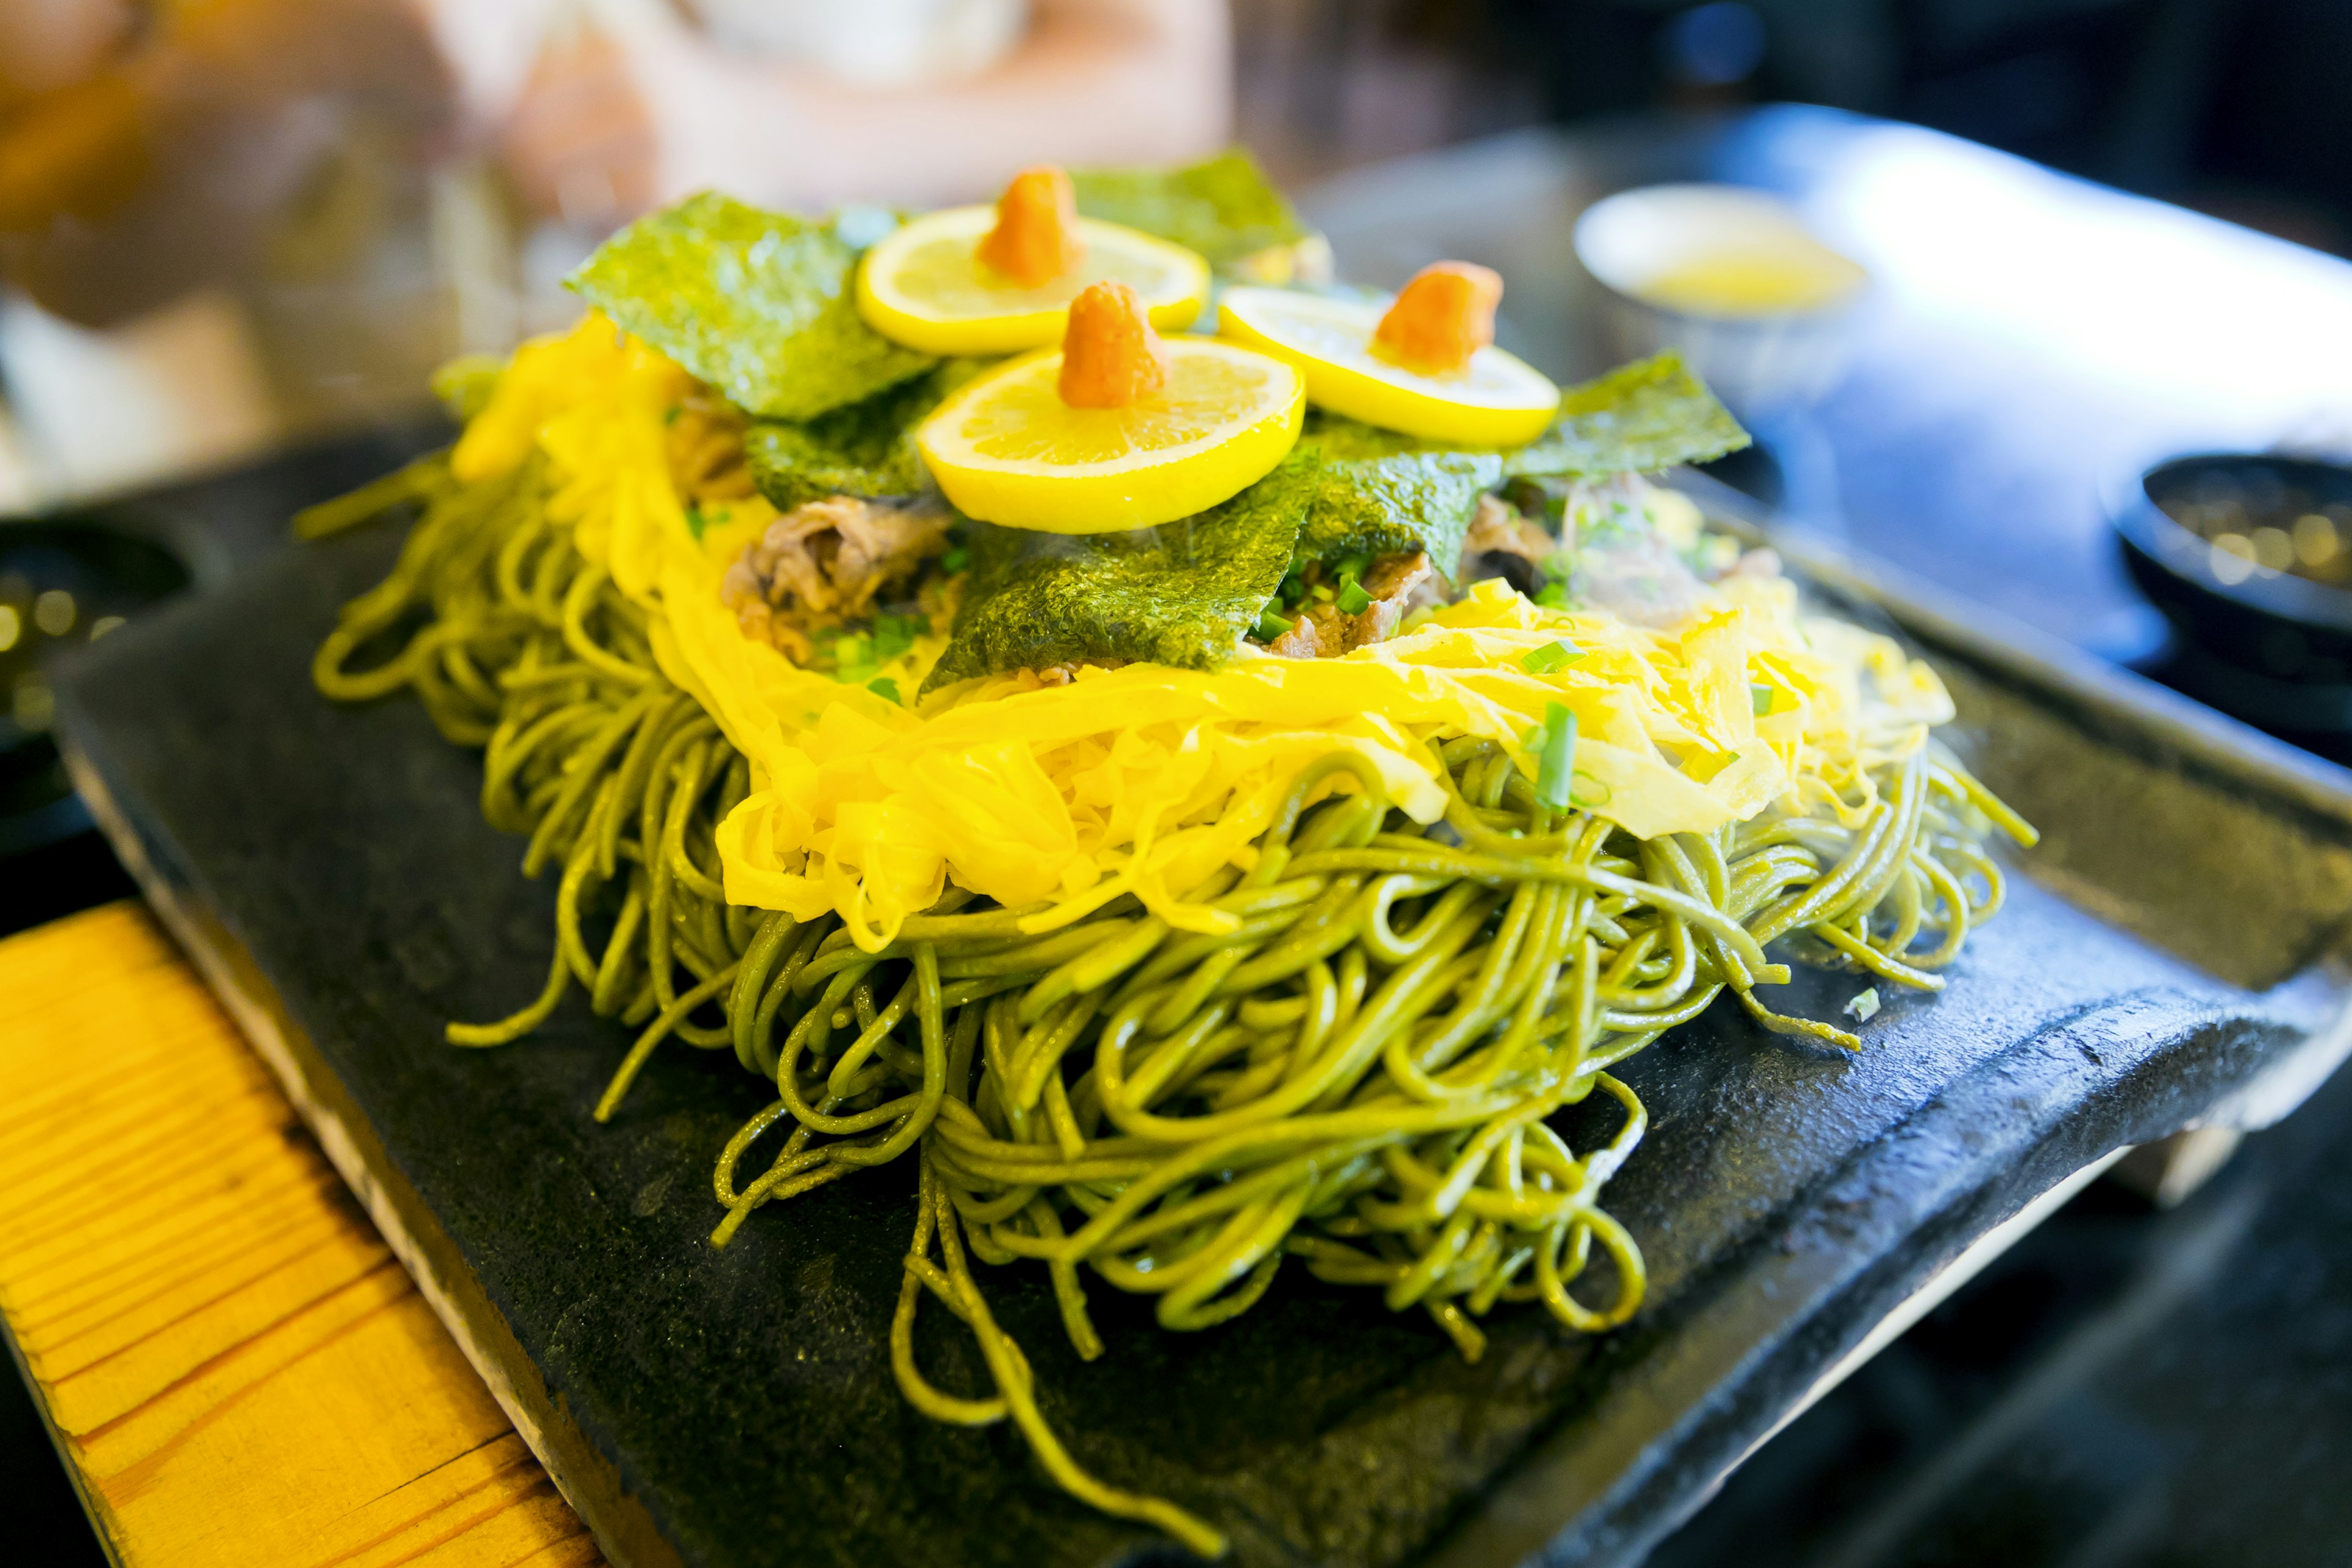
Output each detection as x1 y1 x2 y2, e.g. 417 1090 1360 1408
302 154 2032 1560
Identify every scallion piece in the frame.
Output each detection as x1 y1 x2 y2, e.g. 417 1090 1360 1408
1751 682 1774 716
1335 580 1374 614
1522 639 1583 674
1254 606 1296 643
1536 702 1577 810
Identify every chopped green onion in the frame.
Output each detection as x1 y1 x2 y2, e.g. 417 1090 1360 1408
866 677 901 704
1521 639 1584 674
830 630 881 682
684 501 706 539
1536 702 1577 810
870 611 924 664
1532 582 1569 609
1254 606 1296 643
1569 771 1611 808
1843 987 1880 1023
1751 682 1774 716
1335 580 1374 615
940 544 970 574
1335 552 1373 584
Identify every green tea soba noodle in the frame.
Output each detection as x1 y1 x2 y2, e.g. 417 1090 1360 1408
306 449 2032 1557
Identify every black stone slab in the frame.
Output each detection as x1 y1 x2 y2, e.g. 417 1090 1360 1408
49 499 2352 1568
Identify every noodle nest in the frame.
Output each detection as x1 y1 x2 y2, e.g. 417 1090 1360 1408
303 351 2031 1559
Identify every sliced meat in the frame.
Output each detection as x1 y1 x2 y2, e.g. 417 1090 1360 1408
1008 659 1129 689
1462 493 1556 564
1573 529 1706 629
1301 601 1350 655
1457 494 1561 597
668 387 758 502
721 495 952 658
1344 551 1432 650
1266 614 1323 660
1254 549 1435 659
1400 567 1452 618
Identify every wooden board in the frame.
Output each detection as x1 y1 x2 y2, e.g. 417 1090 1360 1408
0 902 606 1568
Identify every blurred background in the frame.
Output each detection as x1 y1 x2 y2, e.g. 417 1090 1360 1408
5 0 2350 508
8 3 2352 1565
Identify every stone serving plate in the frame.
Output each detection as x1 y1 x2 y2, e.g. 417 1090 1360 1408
49 475 2352 1568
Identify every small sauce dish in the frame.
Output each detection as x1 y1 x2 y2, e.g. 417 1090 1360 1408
1574 184 1868 413
2113 452 2352 733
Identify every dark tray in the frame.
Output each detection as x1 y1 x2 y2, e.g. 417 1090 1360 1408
50 476 2352 1568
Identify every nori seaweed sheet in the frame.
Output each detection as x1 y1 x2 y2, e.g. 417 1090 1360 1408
924 451 1318 690
744 359 995 512
1295 412 1502 583
1504 350 1749 480
568 192 936 421
1071 149 1310 268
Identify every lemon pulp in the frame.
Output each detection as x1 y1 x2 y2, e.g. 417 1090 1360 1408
916 340 1303 533
860 207 1212 356
1217 286 1559 446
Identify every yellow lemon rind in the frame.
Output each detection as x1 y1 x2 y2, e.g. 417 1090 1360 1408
916 346 1305 534
859 207 1213 356
1217 287 1561 447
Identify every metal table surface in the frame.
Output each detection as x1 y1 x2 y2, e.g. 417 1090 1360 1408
1297 105 2352 672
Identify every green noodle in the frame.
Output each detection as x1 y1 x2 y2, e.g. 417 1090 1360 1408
303 453 2032 1559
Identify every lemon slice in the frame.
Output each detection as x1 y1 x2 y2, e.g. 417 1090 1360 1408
917 340 1303 532
1218 286 1561 445
859 207 1212 356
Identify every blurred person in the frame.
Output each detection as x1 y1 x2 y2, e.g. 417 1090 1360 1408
0 0 1232 329
0 0 1226 499
0 1 450 494
500 0 1231 224
0 0 453 328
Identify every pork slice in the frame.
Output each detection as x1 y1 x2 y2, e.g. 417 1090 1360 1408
1574 529 1707 629
1462 494 1556 564
1344 551 1433 650
1024 658 1129 687
1266 613 1325 659
728 495 951 654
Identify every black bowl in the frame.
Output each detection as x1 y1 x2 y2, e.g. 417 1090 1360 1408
1 520 190 854
2113 453 2352 734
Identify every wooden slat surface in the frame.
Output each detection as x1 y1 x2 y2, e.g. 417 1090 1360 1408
0 901 606 1568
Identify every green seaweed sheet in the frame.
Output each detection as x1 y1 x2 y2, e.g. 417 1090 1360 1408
568 192 935 421
1294 413 1502 584
1070 149 1310 268
743 359 993 511
1504 350 1749 480
925 451 1318 690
